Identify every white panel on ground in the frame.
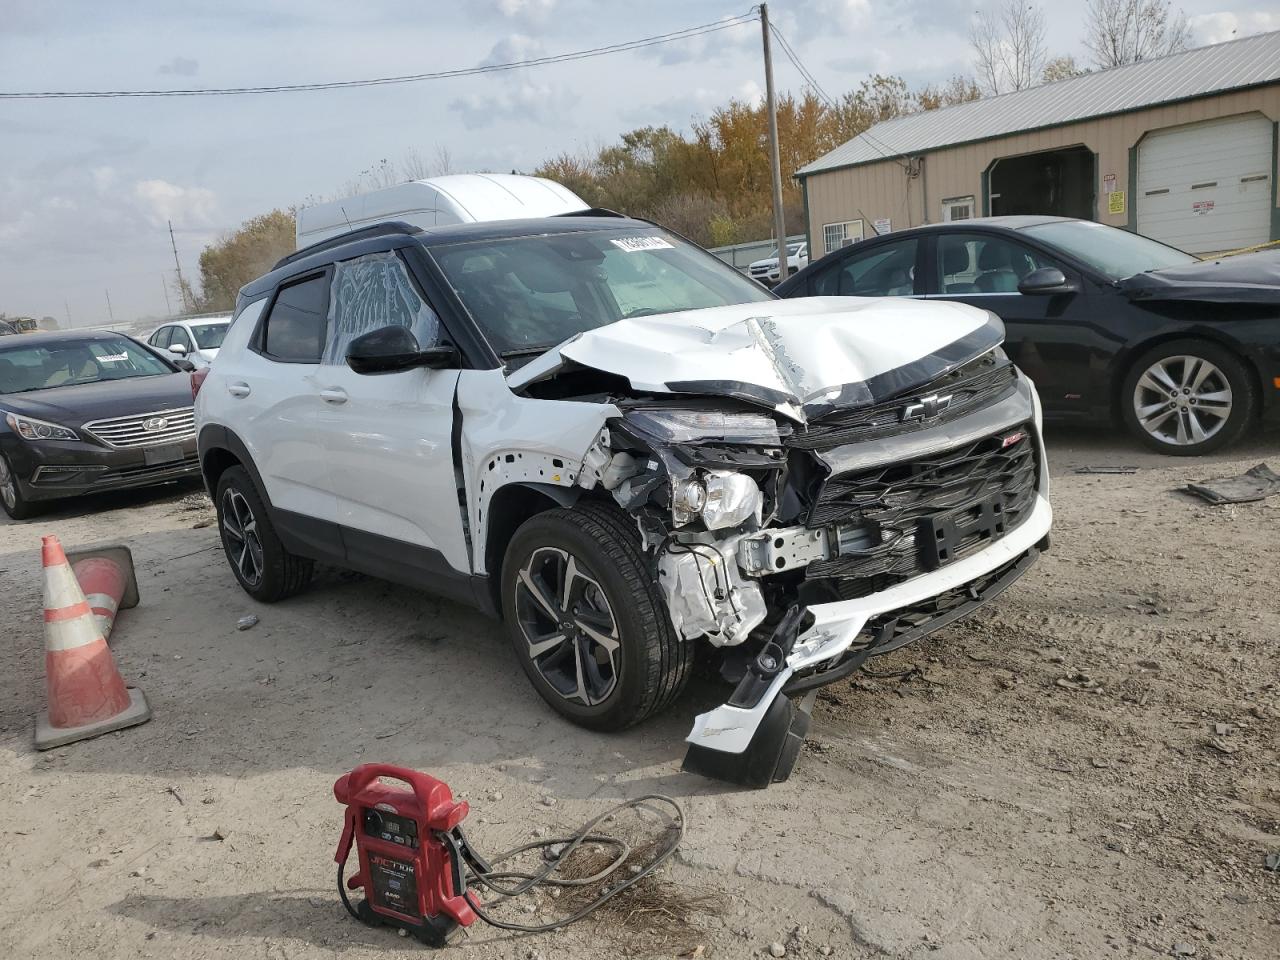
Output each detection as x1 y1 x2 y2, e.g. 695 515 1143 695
1136 113 1273 254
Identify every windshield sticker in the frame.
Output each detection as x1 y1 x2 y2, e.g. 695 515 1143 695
97 353 129 362
610 236 674 253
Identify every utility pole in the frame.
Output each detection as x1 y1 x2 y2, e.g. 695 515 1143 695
760 3 790 281
168 219 192 314
64 301 72 328
161 273 173 317
104 289 115 325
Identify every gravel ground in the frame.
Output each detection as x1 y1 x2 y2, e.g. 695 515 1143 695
1 427 1277 960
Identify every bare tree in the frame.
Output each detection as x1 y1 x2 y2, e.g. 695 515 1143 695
970 1 1049 95
1042 54 1088 82
1084 0 1191 67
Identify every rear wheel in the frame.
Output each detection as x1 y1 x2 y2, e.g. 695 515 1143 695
1121 340 1255 455
501 501 693 731
215 466 313 601
0 453 38 521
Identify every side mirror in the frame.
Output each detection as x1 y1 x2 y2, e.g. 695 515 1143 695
346 326 459 375
1018 267 1075 295
172 358 196 372
168 342 188 356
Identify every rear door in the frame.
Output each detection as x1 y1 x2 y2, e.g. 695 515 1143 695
227 273 340 524
923 230 1100 416
312 250 469 576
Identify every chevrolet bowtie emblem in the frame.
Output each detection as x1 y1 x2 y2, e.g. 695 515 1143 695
901 393 953 422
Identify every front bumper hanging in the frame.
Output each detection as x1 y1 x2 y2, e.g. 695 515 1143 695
682 493 1053 788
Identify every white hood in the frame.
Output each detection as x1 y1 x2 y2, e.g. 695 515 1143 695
509 296 1003 423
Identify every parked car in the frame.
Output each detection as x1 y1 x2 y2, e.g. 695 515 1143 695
775 216 1280 455
196 214 1051 784
749 241 808 287
0 330 200 519
147 315 231 368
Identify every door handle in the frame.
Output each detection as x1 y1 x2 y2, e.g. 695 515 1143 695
320 388 348 404
227 381 251 398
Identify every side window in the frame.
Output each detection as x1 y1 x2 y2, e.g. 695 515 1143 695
169 326 192 350
812 239 918 297
937 234 1052 295
149 327 172 348
262 274 329 362
323 251 440 365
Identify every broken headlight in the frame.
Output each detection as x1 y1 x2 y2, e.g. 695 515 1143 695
624 409 781 445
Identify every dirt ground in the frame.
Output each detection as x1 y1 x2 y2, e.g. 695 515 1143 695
1 426 1277 960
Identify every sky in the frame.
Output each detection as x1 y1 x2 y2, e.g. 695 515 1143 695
1 0 1276 326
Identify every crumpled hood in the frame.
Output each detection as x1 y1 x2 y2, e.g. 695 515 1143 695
1118 249 1280 304
510 296 1003 423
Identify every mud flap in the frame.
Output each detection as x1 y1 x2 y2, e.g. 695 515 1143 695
682 689 815 788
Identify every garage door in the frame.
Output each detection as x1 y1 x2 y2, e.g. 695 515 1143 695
1136 113 1274 254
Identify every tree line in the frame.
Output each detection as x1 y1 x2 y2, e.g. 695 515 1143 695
189 0 1192 313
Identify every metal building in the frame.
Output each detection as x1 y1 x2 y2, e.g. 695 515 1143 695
796 31 1280 258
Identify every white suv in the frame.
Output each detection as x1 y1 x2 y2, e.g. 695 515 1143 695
195 214 1051 785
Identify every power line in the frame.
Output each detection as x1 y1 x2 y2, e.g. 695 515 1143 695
0 13 758 100
767 21 909 168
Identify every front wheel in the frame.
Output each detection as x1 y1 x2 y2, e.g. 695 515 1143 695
0 452 38 521
1121 340 1255 455
501 501 693 731
215 465 313 601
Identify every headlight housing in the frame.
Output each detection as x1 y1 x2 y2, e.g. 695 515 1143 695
624 409 781 445
4 412 79 442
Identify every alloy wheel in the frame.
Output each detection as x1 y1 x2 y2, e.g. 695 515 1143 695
221 487 265 587
0 456 16 511
514 546 620 706
1132 355 1233 447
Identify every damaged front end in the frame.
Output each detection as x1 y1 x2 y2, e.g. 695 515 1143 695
569 347 1052 788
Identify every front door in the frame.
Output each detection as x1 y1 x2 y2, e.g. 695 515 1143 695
312 250 469 576
926 231 1102 417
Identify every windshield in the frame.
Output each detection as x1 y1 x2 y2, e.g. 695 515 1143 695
430 227 774 355
191 323 228 349
1021 220 1197 281
0 336 174 394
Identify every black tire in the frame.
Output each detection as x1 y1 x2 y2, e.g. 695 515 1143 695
214 465 313 602
501 500 694 731
0 452 39 521
1120 339 1256 456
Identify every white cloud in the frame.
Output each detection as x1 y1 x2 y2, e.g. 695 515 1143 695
738 80 764 108
450 81 578 130
133 179 217 227
640 15 759 66
495 0 555 20
812 0 872 34
480 33 544 67
1188 11 1280 44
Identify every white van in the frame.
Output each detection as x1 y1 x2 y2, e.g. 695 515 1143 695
294 173 589 248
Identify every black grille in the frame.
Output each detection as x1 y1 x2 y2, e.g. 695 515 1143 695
788 354 1017 450
803 425 1037 583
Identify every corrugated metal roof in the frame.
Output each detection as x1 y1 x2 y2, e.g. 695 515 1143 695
797 31 1280 177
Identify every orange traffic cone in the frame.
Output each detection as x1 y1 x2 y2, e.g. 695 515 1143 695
34 535 150 750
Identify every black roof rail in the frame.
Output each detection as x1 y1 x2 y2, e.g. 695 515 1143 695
273 220 423 271
556 207 627 218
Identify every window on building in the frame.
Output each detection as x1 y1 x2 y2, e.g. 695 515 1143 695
822 220 865 253
942 196 976 222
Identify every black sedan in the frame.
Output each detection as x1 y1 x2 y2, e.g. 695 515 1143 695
775 216 1280 455
0 330 200 519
